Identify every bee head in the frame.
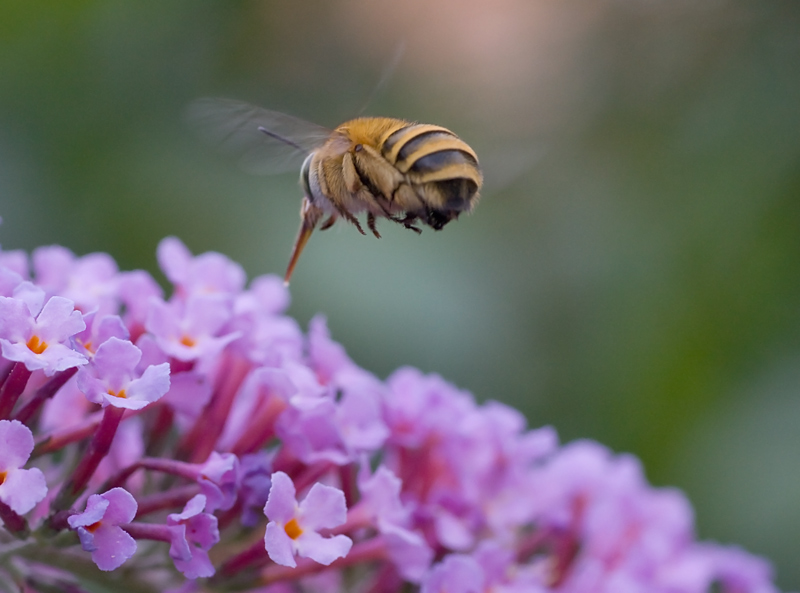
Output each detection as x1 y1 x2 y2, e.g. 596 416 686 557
300 153 314 201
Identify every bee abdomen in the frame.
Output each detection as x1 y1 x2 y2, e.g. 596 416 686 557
381 123 482 217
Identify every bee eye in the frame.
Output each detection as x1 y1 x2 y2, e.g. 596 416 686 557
354 144 363 152
300 153 314 199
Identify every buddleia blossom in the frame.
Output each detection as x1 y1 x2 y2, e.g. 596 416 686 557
76 337 170 410
167 494 220 579
0 420 47 515
0 288 87 375
67 488 138 571
264 471 353 568
0 236 788 593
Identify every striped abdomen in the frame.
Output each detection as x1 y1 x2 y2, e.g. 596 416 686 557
313 117 482 232
379 121 482 229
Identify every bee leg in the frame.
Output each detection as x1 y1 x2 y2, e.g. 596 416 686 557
334 204 366 235
367 212 381 239
400 213 422 234
383 207 420 233
376 196 394 218
319 214 337 231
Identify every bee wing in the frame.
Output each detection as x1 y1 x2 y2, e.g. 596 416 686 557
186 98 335 175
478 141 548 194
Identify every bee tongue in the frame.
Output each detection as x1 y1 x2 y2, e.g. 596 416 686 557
284 197 323 285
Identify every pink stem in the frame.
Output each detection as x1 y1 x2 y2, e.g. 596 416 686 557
135 484 198 517
179 353 250 463
53 406 125 510
292 462 335 494
0 500 28 537
33 410 105 457
0 362 32 419
13 367 78 424
230 394 286 456
122 521 173 543
219 537 271 576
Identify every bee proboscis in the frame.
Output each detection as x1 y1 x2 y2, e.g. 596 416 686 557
187 98 483 284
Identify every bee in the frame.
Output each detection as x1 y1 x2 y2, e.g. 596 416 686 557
187 99 483 284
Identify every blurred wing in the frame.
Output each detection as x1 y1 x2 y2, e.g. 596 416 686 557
479 141 548 195
185 97 334 175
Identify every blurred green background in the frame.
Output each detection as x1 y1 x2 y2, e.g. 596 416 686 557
1 0 799 587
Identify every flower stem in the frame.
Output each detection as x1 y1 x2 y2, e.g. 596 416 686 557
135 484 198 517
0 500 29 537
178 353 250 463
121 521 172 543
0 362 32 419
218 537 270 577
13 367 78 424
33 409 105 457
53 406 125 511
229 393 286 456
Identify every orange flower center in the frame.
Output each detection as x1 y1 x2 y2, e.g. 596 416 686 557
0 470 7 486
284 518 303 540
26 335 48 354
180 335 196 347
108 389 128 399
85 521 103 533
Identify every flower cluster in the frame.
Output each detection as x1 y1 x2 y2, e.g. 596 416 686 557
0 237 786 592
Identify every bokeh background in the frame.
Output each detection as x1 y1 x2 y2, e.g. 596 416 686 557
1 0 799 587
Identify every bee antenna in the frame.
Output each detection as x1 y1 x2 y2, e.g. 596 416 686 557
258 126 305 152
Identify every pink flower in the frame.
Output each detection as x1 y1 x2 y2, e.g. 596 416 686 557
0 420 47 514
68 488 138 571
76 337 170 410
167 494 220 579
263 471 352 567
0 292 87 375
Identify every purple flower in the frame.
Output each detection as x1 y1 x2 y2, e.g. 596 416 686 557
0 293 87 375
276 393 347 465
160 368 214 428
76 337 170 410
657 544 780 593
32 246 120 315
218 367 295 451
0 420 47 514
275 365 388 465
117 269 163 330
230 275 303 366
71 313 129 358
146 294 239 362
263 471 353 567
307 315 359 385
356 464 433 582
157 236 245 298
421 554 485 593
167 494 220 579
0 248 29 280
471 541 548 593
68 488 138 571
707 545 779 593
197 451 240 513
238 453 273 527
0 238 787 592
0 265 24 297
332 368 389 453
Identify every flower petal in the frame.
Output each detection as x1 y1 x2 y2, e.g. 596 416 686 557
264 471 297 524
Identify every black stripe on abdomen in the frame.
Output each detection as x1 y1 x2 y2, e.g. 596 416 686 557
407 149 478 175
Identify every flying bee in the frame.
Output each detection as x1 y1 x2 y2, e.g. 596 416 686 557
187 98 483 284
